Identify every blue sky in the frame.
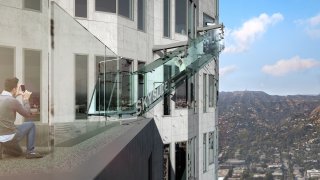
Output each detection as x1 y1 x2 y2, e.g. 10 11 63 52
219 0 320 95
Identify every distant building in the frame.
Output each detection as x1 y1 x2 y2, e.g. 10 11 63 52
306 169 320 179
218 169 229 179
253 174 266 178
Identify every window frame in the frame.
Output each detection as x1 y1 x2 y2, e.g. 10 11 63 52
137 0 146 31
23 48 42 121
163 0 171 38
75 0 88 18
208 74 215 107
118 0 134 20
203 133 207 172
74 54 89 119
208 131 214 165
203 73 207 112
175 0 187 35
23 0 42 12
95 0 117 14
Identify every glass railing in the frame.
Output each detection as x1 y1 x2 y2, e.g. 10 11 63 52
0 1 126 165
87 25 224 116
49 1 120 145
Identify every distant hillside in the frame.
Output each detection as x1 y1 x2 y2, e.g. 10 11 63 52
219 91 320 125
218 91 320 163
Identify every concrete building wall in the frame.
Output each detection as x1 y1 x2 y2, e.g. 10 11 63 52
96 119 163 180
0 0 49 124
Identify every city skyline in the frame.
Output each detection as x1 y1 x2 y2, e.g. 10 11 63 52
219 0 320 95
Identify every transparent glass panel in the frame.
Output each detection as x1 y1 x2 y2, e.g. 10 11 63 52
24 0 41 11
24 49 41 121
95 56 118 113
75 55 88 119
175 0 186 34
75 0 87 18
119 0 133 19
134 27 224 114
138 0 145 31
209 74 214 107
95 0 116 13
0 47 14 91
52 2 118 146
163 0 171 37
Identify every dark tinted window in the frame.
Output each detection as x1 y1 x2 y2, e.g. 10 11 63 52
164 0 171 37
75 55 88 119
175 0 187 34
75 0 87 18
95 0 116 13
24 49 41 121
119 0 133 19
24 0 41 11
138 0 145 31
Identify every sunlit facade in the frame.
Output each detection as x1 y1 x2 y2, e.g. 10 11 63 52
0 0 223 179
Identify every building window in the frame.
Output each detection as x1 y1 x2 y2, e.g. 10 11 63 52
95 56 118 111
163 0 171 37
138 61 145 99
118 0 133 19
163 65 172 115
203 13 215 27
75 55 88 119
203 133 207 172
75 0 87 18
188 75 195 109
209 74 215 107
0 47 14 93
138 0 145 31
24 0 41 11
120 58 133 111
175 77 188 109
24 49 41 121
175 0 187 34
209 131 214 164
203 73 207 112
188 0 196 38
95 0 116 13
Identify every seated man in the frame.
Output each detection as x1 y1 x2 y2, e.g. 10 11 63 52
0 77 43 159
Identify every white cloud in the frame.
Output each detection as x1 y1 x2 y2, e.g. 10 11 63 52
308 14 320 27
296 14 320 38
220 65 238 77
262 56 320 76
224 13 284 53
